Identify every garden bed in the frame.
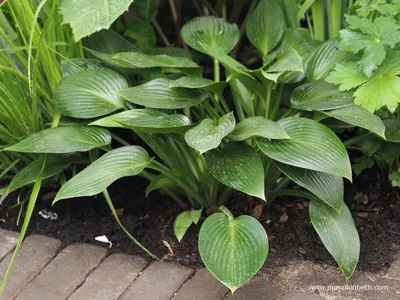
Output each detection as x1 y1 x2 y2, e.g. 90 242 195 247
1 170 399 275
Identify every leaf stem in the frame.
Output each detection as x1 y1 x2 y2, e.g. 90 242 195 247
152 19 170 46
219 205 234 220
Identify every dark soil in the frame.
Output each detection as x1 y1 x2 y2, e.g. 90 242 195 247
0 170 399 275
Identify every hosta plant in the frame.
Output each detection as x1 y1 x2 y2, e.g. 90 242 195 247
3 0 386 293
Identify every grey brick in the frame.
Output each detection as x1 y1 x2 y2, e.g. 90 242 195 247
226 277 284 300
0 229 18 261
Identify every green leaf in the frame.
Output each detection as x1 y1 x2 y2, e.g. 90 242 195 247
325 61 369 91
206 143 265 200
199 207 269 293
389 169 400 187
118 79 207 109
323 105 386 138
305 39 352 81
185 113 235 154
383 119 400 142
352 156 374 176
90 109 162 128
60 0 134 41
133 0 160 21
310 200 360 279
61 59 103 77
261 49 303 83
119 114 193 133
54 146 150 202
257 117 352 180
277 163 343 212
291 81 354 111
110 52 199 69
228 117 290 141
123 19 156 48
7 154 76 194
181 16 239 55
6 126 111 153
169 76 227 95
353 74 400 112
145 175 178 196
246 0 285 56
54 68 128 119
174 208 203 242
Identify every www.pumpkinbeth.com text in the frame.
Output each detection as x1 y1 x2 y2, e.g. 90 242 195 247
309 284 389 292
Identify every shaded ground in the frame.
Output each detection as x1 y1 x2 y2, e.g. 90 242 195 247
0 170 399 274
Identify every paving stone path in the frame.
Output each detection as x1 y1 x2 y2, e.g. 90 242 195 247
0 229 399 300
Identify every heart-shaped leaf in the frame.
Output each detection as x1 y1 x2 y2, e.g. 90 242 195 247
199 207 269 293
291 80 354 111
323 105 386 138
185 113 235 154
174 208 203 242
262 49 303 83
54 68 128 119
90 109 164 128
257 117 352 180
118 79 207 109
6 126 111 153
119 114 193 133
246 0 285 56
182 16 239 55
61 59 103 77
310 200 360 279
60 0 134 41
206 143 265 200
169 76 227 95
228 117 290 141
383 119 400 142
277 163 344 212
54 146 150 202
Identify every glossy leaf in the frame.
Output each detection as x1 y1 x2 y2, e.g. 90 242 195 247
291 80 354 111
181 16 239 55
206 143 265 200
185 113 235 154
60 0 134 41
134 0 160 21
119 114 192 133
54 146 150 202
199 207 269 293
54 68 127 118
145 175 178 196
6 126 111 153
61 59 103 77
383 119 400 142
310 200 360 279
277 163 344 212
90 109 163 128
262 49 303 83
169 76 227 95
324 105 386 138
257 117 352 180
228 117 290 141
305 39 352 81
174 208 203 242
118 79 207 109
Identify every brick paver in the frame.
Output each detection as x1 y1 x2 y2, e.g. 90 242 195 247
68 253 147 300
16 244 107 300
173 268 228 300
0 235 62 300
384 253 400 280
226 278 284 300
281 291 327 300
0 229 18 261
120 261 193 300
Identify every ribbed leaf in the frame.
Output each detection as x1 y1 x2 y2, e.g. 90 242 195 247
324 105 386 138
134 0 160 21
305 39 352 81
145 174 178 196
310 200 360 279
246 0 285 56
185 113 235 154
291 81 354 111
174 208 203 242
118 79 207 109
383 119 400 142
261 49 303 83
169 76 227 95
110 52 198 69
206 143 265 200
199 207 269 293
7 154 76 194
182 16 239 55
54 68 127 118
60 0 134 41
120 114 192 133
277 163 343 212
6 126 111 153
228 117 290 141
257 117 352 180
54 146 150 202
91 109 163 128
61 59 103 77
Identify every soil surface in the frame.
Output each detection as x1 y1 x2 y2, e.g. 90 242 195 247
0 170 399 275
